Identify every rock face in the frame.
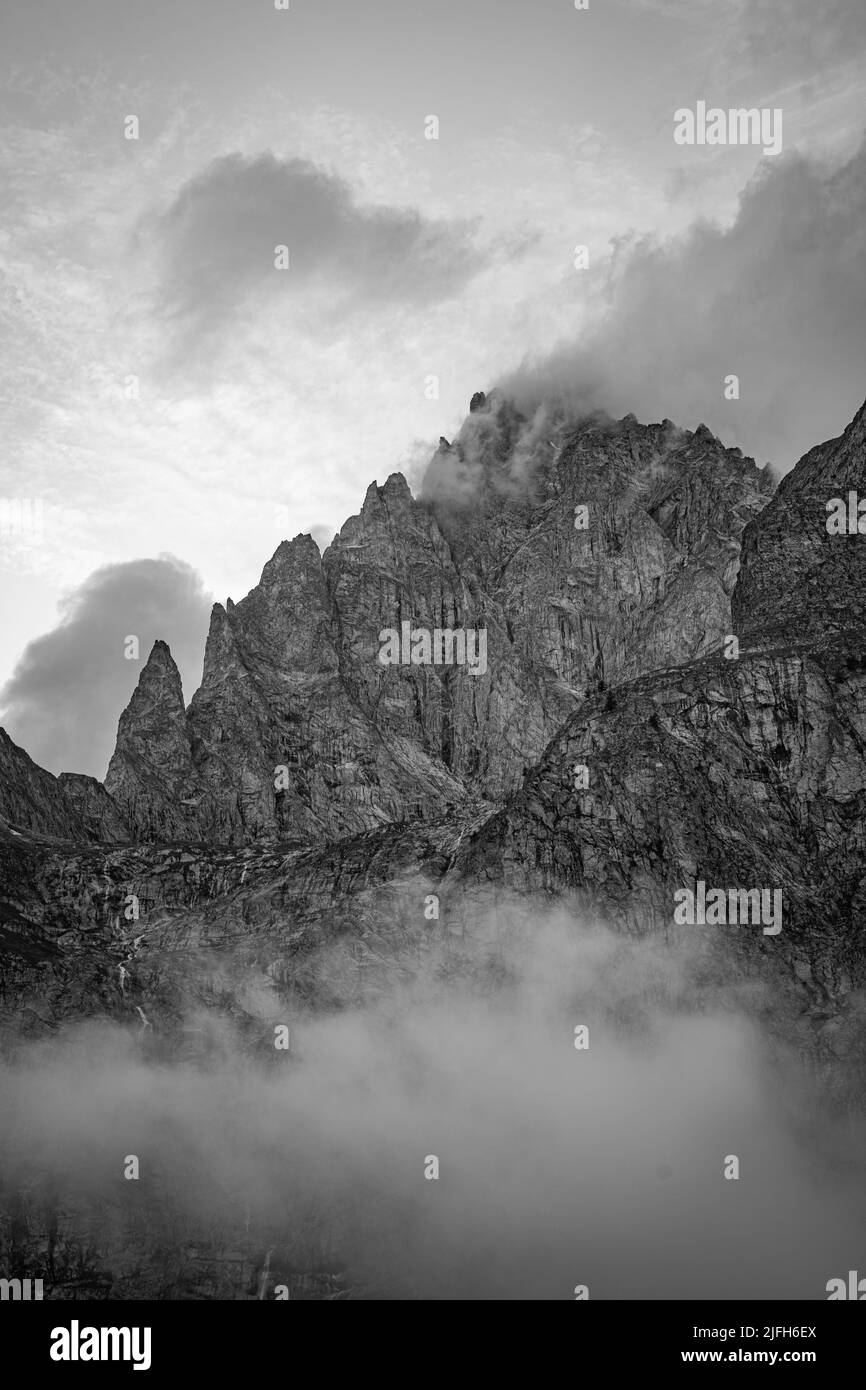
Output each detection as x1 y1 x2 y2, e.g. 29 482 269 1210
1 392 864 1076
733 398 866 645
107 536 467 845
442 396 866 1063
102 396 772 845
0 728 127 844
105 641 199 841
448 644 866 1051
56 774 130 844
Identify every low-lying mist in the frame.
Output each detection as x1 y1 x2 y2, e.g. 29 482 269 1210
1 900 863 1300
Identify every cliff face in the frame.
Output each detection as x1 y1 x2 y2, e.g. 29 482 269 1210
0 394 863 1079
0 728 127 844
443 398 866 1061
733 398 866 644
104 640 199 841
106 533 468 845
101 396 772 845
447 645 866 1053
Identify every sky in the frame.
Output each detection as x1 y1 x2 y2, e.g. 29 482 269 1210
1 0 864 775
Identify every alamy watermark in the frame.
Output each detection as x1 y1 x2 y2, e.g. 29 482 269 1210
825 491 866 534
673 881 782 935
674 102 782 157
0 1276 43 1300
50 1321 152 1371
378 622 487 675
826 1270 866 1299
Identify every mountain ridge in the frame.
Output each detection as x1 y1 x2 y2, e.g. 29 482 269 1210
97 396 774 846
1 391 864 1077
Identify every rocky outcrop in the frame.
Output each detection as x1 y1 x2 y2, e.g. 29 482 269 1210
105 640 201 841
56 774 130 844
0 728 126 844
733 399 866 645
0 728 83 840
101 398 772 844
440 395 866 1065
446 643 866 1051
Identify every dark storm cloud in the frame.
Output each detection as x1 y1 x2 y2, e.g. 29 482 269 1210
153 153 487 341
500 140 866 473
0 557 211 778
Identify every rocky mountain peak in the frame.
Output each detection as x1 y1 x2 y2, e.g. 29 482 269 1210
16 392 859 854
113 639 187 727
88 394 783 845
104 640 199 841
234 535 334 671
259 533 320 581
354 472 415 522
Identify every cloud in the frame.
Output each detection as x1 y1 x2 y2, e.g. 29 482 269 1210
498 139 866 472
725 0 866 84
630 0 866 89
308 523 337 553
0 557 212 778
151 152 487 348
0 904 863 1298
418 391 562 512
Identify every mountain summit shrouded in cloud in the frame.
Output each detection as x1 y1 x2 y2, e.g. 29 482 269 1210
498 139 866 475
2 0 865 704
2 0 866 1313
1 0 865 1307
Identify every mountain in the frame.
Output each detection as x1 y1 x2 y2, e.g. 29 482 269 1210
1 390 864 1300
101 394 772 845
0 393 863 1053
0 727 127 844
733 398 866 644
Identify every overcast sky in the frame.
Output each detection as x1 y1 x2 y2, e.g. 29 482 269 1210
1 0 864 774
